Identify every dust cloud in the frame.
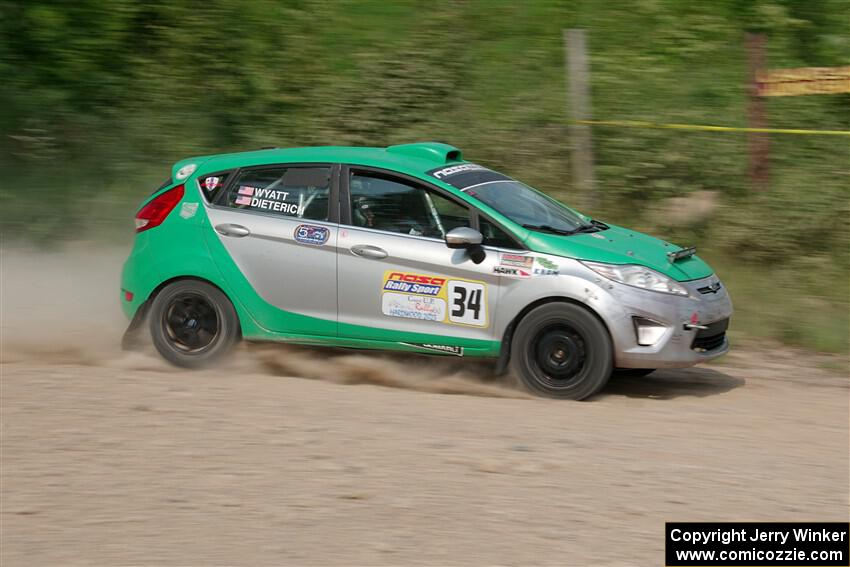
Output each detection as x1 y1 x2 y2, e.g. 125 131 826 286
0 244 523 398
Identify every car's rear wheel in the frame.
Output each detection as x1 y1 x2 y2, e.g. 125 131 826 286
149 280 240 368
510 303 613 400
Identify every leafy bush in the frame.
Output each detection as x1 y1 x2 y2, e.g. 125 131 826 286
1 0 847 351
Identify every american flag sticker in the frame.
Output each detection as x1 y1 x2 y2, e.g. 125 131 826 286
235 195 252 206
238 185 255 196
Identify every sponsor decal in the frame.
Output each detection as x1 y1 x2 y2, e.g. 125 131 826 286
493 265 531 278
254 188 290 201
203 176 221 191
294 224 330 246
426 163 513 190
381 271 487 327
591 233 606 239
383 272 446 296
175 163 196 180
533 256 560 276
401 343 464 356
500 253 533 269
382 292 447 322
533 268 559 276
245 198 302 214
429 163 488 180
233 186 303 215
179 201 199 219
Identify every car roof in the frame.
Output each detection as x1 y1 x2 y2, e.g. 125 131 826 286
168 142 525 237
177 142 467 182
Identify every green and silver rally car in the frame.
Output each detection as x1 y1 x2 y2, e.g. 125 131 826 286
121 142 732 399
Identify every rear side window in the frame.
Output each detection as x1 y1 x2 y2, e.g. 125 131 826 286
198 172 231 202
224 166 331 221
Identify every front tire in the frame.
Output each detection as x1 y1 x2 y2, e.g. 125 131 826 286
149 280 240 368
510 303 613 400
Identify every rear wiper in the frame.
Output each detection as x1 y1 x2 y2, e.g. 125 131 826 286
522 224 580 236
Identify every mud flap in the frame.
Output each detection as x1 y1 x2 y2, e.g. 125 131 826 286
121 300 151 351
494 321 515 376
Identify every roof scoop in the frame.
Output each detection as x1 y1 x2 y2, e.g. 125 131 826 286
386 142 463 163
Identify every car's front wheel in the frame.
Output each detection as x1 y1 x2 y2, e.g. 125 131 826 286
510 302 613 400
149 280 240 368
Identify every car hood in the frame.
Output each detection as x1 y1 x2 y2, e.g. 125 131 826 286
523 223 713 281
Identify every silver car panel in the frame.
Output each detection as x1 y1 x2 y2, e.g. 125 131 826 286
488 252 733 368
206 206 338 331
337 225 502 341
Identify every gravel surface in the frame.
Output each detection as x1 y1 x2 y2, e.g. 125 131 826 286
2 246 847 566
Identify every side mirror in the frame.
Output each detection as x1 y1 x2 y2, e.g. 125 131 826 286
445 227 486 264
445 227 483 248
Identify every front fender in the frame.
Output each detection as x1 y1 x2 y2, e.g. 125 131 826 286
494 255 629 350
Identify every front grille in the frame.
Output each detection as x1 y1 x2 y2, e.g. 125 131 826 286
697 281 722 294
691 318 729 352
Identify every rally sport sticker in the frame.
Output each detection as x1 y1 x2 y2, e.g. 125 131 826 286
381 271 487 327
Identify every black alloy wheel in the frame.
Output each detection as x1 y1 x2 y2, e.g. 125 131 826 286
510 302 613 400
149 280 240 368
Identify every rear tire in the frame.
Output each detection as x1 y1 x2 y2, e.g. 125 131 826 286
510 303 613 400
149 280 240 368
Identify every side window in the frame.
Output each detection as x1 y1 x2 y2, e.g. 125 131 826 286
224 166 330 221
198 172 231 202
349 172 470 238
480 217 521 249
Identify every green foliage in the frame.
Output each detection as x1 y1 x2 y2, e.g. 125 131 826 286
1 0 848 351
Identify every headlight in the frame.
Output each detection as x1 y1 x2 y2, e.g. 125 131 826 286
580 261 690 296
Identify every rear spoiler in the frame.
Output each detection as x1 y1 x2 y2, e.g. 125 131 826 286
667 246 696 263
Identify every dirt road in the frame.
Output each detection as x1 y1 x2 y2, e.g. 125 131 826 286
2 247 848 566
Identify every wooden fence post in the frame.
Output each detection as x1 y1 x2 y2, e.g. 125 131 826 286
746 32 769 191
564 29 597 208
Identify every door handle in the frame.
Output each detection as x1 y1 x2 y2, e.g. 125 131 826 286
351 244 388 260
215 223 251 238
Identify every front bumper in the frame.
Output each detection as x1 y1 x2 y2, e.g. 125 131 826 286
602 274 733 369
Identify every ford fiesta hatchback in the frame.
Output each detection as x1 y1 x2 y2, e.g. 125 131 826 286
121 142 732 399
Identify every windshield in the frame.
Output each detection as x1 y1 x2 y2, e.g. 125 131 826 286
464 180 589 233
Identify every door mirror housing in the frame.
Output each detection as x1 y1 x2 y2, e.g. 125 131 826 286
445 227 483 249
445 227 486 264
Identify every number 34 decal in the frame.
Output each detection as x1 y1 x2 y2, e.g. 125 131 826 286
448 281 487 327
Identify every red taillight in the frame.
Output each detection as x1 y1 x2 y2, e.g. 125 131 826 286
135 184 185 232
